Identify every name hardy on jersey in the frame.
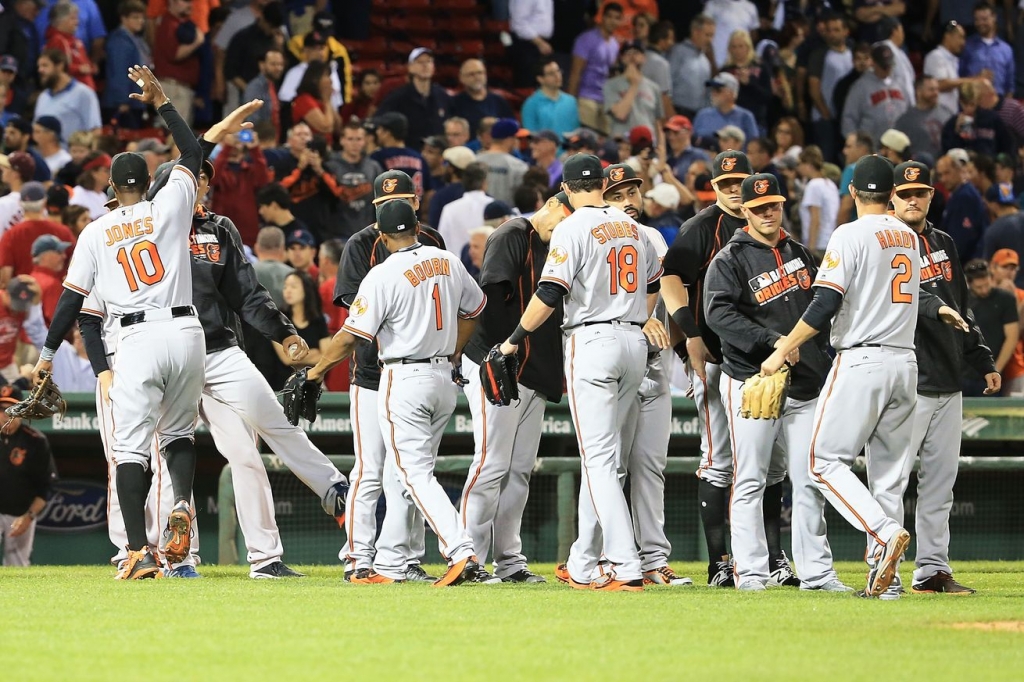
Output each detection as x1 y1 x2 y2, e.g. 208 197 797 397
748 255 812 305
590 220 640 244
104 216 155 246
403 256 452 287
875 229 916 250
920 248 953 284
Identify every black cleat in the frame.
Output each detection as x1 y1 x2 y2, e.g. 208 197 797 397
502 568 546 583
403 564 437 582
708 555 735 588
912 571 975 595
768 552 801 587
250 561 305 579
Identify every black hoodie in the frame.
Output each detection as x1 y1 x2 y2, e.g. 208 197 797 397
704 228 831 401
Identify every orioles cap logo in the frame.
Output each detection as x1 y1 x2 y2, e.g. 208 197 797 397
904 167 921 182
609 167 625 182
797 269 811 290
381 178 399 193
548 246 568 265
351 296 368 317
753 179 770 195
721 157 737 172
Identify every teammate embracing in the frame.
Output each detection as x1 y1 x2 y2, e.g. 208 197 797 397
704 173 848 592
889 161 999 595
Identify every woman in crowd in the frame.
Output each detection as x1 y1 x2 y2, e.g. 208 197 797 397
68 152 111 220
275 270 329 369
339 69 381 122
722 29 773 134
797 145 839 253
291 60 341 147
61 205 91 236
772 115 804 165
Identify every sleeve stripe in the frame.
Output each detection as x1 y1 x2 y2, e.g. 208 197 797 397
458 294 487 320
173 164 199 191
80 307 104 318
815 280 845 295
539 275 570 290
63 282 90 296
342 324 374 342
647 266 664 284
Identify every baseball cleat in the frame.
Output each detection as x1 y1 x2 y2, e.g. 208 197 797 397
555 563 591 590
800 579 855 593
161 501 193 564
165 565 201 578
323 481 349 528
502 569 546 583
403 564 437 582
868 529 910 597
708 555 736 588
466 565 503 584
249 561 305 579
911 571 975 595
116 547 161 580
433 556 480 587
351 568 402 584
344 569 354 582
768 552 801 587
737 579 767 591
591 574 644 592
643 565 693 586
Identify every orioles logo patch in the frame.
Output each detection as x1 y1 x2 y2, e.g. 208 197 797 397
797 269 811 289
753 179 770 195
721 157 737 172
822 250 840 270
9 447 26 466
609 167 625 182
351 296 368 317
548 246 568 265
381 178 399 194
942 261 953 281
904 167 921 182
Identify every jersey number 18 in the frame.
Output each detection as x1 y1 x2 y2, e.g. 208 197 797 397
117 240 166 292
606 245 638 294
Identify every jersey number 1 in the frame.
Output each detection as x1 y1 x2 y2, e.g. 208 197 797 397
432 283 443 330
890 254 913 304
117 240 166 292
607 245 638 294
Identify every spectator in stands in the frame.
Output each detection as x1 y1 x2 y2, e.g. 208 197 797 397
422 135 447 191
528 130 562 187
45 184 68 217
692 73 758 151
876 16 915 106
974 78 1024 144
28 234 69 325
807 13 854 164
257 183 309 239
60 204 89 236
101 1 149 128
279 31 343 112
960 2 1014 97
520 59 579 140
0 182 75 284
68 151 110 219
266 122 312 180
277 269 328 369
852 0 906 44
284 10 353 106
243 48 285 142
340 69 380 123
702 0 758 69
332 121 381 237
715 124 746 152
290 60 341 146
721 29 772 135
475 118 529 205
964 258 1020 395
438 161 492 263
568 2 622 134
285 227 318 280
895 76 955 160
252 225 290 309
644 20 675 118
43 1 95 90
146 0 218 35
604 40 663 142
377 47 451 150
797 145 840 252
643 182 682 234
988 248 1024 396
371 112 430 198
33 49 99 140
56 129 93 187
662 114 709 182
211 130 270 246
133 138 170 177
316 237 349 392
746 137 787 200
277 135 343 241
941 80 1013 158
50 324 94 390
3 118 49 183
831 41 872 127
482 200 514 228
840 42 910 142
508 0 555 88
34 0 104 57
878 129 911 165
464 224 494 280
924 20 970 115
450 59 515 138
0 274 45 380
444 116 472 149
938 151 989 261
428 145 475 228
225 1 287 114
669 15 714 119
514 183 544 216
213 0 265 110
152 0 205 125
0 152 34 232
984 183 1024 287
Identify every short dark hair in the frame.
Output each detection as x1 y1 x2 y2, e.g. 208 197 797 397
259 48 283 63
257 183 291 209
749 137 776 156
852 130 874 153
40 48 67 68
297 60 329 99
854 189 890 205
320 238 345 265
463 162 488 191
914 74 936 90
965 258 991 280
342 120 364 134
603 2 624 16
535 58 559 79
877 16 900 39
514 183 542 213
853 41 872 56
563 178 605 193
690 14 714 34
649 20 674 45
974 1 996 15
118 0 146 17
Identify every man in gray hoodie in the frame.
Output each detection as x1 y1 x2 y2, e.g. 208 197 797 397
841 43 911 141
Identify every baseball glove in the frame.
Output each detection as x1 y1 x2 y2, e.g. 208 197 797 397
480 344 519 407
740 365 790 420
6 370 67 421
281 368 323 426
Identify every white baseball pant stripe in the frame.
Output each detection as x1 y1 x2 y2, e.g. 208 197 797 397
899 391 962 582
689 362 733 488
460 357 546 577
565 324 646 583
344 384 426 574
810 347 916 556
378 361 474 578
722 374 838 587
0 514 35 565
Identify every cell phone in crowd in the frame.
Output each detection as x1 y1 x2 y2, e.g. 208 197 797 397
238 129 254 144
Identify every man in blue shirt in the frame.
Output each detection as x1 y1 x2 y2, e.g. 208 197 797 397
983 182 1024 288
662 114 709 181
937 152 988 262
33 49 101 140
520 58 579 139
691 73 759 151
449 59 514 138
960 2 1015 96
34 0 105 61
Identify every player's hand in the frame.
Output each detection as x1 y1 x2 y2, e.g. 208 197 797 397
10 514 32 537
938 305 970 332
685 336 714 380
18 275 41 304
203 100 263 144
761 348 787 376
642 318 670 349
31 359 52 385
282 334 309 361
98 370 113 403
775 335 799 365
499 340 518 356
128 65 169 107
983 372 1002 395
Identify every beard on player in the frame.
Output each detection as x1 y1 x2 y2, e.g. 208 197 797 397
604 183 643 221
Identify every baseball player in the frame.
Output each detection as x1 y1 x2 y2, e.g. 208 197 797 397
889 161 999 595
458 192 573 583
333 170 441 584
761 155 970 598
660 151 796 587
703 173 849 592
308 199 488 587
496 154 663 592
33 66 205 580
601 163 691 586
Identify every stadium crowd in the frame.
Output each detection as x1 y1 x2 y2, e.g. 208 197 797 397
0 0 1021 405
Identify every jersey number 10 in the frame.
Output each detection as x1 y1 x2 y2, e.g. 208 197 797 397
606 245 638 294
117 240 166 292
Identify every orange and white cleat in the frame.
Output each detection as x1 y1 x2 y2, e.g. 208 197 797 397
116 547 161 580
554 563 591 590
161 501 193 564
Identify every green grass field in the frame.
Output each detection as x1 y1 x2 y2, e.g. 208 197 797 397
2 562 1023 681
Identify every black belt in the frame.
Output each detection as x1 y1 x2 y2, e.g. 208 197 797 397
583 320 643 328
854 343 883 348
121 306 196 327
399 358 432 364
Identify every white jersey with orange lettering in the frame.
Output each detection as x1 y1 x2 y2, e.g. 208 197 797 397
540 206 663 328
342 242 485 578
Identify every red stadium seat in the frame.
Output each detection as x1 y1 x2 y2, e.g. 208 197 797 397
434 0 478 9
446 16 481 35
370 14 389 30
484 40 505 60
436 39 484 57
389 15 434 33
483 19 510 34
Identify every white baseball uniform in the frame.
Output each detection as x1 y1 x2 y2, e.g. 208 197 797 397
343 243 486 578
542 206 662 584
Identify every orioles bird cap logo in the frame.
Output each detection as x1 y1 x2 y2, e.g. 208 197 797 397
904 167 921 182
753 179 770 195
609 167 625 182
351 296 368 317
721 157 737 172
381 178 399 193
548 246 568 265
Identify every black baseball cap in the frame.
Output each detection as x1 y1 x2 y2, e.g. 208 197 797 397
110 151 149 188
562 154 603 182
0 384 23 405
852 154 895 193
603 163 642 192
553 191 575 213
376 199 417 234
372 169 416 204
893 161 932 192
741 173 786 208
711 150 752 184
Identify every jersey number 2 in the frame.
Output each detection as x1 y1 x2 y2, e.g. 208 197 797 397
117 240 166 292
890 254 913 304
606 245 638 295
